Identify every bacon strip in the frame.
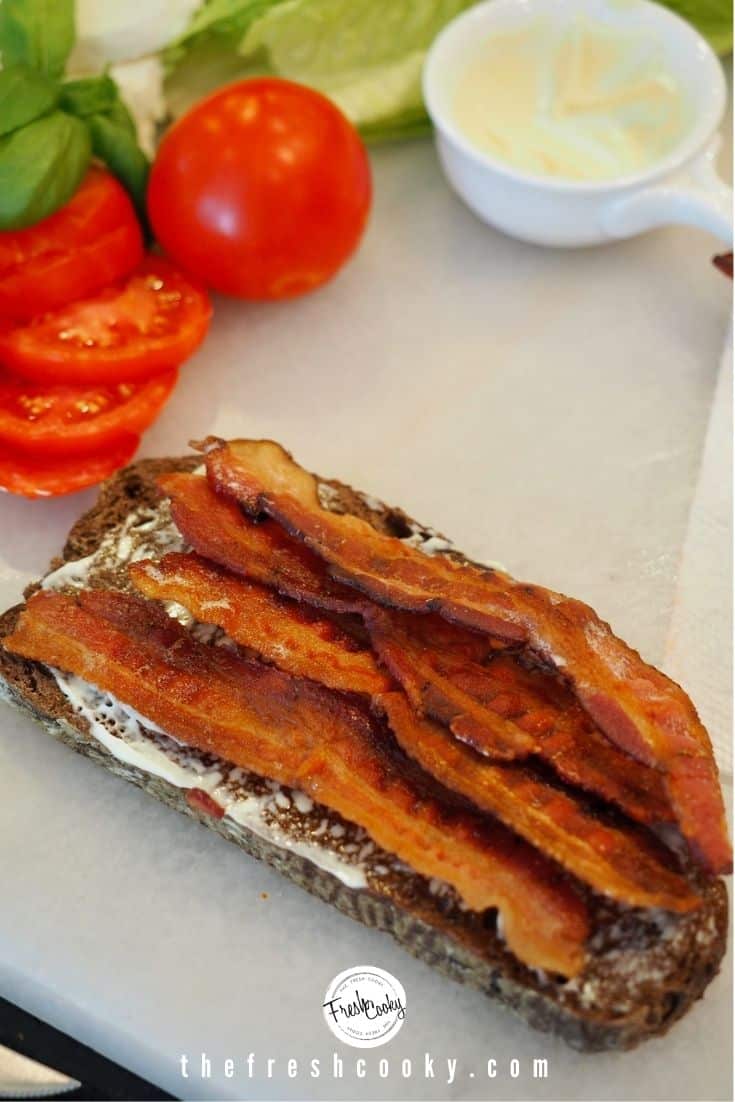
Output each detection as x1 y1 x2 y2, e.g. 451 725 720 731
203 438 731 874
129 552 392 696
4 590 590 976
377 692 698 912
365 608 672 825
158 472 362 613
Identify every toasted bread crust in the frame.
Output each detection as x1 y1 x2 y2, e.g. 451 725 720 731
0 456 728 1051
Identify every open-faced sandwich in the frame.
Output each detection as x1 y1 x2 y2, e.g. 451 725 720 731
0 439 730 1051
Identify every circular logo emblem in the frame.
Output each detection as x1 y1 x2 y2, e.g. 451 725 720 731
322 965 406 1048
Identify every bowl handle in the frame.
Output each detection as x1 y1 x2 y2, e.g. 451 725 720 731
601 138 733 245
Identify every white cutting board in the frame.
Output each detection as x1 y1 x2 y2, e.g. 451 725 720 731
0 133 732 1101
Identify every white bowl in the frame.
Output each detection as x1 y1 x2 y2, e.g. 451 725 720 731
423 0 732 247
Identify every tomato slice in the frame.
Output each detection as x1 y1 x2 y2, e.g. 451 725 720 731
0 168 143 321
0 257 212 385
0 223 144 323
0 435 139 498
0 369 178 456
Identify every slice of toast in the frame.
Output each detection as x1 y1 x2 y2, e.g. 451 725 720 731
0 457 727 1052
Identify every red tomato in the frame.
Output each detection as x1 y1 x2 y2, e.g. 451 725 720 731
0 257 212 385
0 168 143 321
147 78 372 300
0 369 177 456
0 435 139 498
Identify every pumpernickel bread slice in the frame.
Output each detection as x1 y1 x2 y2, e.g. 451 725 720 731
0 456 727 1052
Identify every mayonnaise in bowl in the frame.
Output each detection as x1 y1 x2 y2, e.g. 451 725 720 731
451 14 692 182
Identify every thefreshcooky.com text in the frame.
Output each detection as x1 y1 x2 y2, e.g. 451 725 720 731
179 1052 550 1085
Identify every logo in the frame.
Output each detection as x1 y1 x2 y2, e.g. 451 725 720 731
322 966 406 1048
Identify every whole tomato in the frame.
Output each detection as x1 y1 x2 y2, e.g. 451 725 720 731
147 78 372 300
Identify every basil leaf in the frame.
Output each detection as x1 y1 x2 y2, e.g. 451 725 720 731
0 0 75 80
0 111 90 230
0 65 59 137
60 75 119 118
61 71 150 226
88 112 150 221
104 98 138 138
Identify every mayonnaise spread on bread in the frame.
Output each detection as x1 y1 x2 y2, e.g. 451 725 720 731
452 14 689 180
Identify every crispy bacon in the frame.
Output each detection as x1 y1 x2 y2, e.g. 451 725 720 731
377 693 698 913
203 438 731 874
158 472 362 613
129 552 392 696
365 608 672 824
112 550 695 911
4 590 590 976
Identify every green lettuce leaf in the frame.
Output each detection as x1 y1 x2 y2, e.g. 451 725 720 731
164 0 477 139
164 0 733 142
